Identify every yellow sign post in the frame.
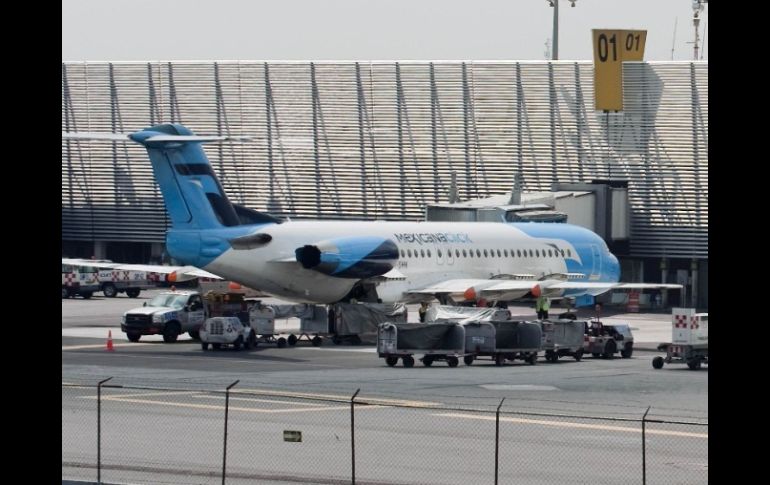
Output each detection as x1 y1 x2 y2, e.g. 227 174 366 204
592 29 647 111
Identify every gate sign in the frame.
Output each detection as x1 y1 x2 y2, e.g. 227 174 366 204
592 29 647 111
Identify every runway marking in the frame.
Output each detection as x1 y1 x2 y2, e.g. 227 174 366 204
197 395 328 407
62 343 154 350
90 396 374 414
434 413 708 439
235 388 440 408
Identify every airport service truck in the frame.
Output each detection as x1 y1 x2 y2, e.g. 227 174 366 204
62 263 100 299
121 290 252 343
652 308 708 370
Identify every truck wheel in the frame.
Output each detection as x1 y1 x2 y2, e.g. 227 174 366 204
232 336 243 350
545 351 557 363
277 337 287 348
312 336 323 347
81 291 92 299
687 359 702 370
162 322 180 343
652 356 664 369
385 356 398 367
288 334 298 346
103 284 118 298
527 353 538 365
573 349 584 362
603 340 617 359
621 343 634 359
464 355 474 366
402 355 415 368
422 357 433 367
212 343 221 350
447 356 459 368
62 288 69 299
592 353 601 358
127 332 141 342
188 331 200 341
201 342 209 350
126 288 141 298
495 354 505 366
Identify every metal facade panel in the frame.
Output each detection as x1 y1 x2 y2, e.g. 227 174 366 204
62 61 707 258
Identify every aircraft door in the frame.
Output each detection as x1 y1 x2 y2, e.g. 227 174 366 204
590 244 602 279
435 244 445 266
445 246 455 266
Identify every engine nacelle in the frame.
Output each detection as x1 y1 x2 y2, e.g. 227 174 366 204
295 237 399 279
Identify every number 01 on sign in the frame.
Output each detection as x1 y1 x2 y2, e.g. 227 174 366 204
592 29 647 111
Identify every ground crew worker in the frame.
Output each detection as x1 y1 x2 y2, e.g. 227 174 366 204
536 295 550 320
418 302 429 323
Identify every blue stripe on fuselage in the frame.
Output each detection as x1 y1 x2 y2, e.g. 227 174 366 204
510 223 620 285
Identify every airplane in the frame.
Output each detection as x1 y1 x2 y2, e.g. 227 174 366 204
63 123 682 306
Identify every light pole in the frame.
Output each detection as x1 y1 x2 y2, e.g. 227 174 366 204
548 0 577 61
691 0 707 60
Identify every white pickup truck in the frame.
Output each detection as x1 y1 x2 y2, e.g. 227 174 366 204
121 291 206 342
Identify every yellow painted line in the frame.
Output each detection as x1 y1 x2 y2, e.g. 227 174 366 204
83 390 202 400
434 413 708 439
62 343 154 350
97 396 379 414
196 395 327 407
235 388 439 408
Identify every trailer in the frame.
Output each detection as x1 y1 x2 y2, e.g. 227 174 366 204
652 308 708 370
540 319 585 362
459 322 498 365
378 322 466 367
487 320 541 365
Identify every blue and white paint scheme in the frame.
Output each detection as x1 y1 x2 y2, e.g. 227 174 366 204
63 124 681 305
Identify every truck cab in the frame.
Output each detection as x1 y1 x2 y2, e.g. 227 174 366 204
121 291 206 342
62 263 100 299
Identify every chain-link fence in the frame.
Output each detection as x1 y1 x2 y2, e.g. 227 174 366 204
62 380 708 484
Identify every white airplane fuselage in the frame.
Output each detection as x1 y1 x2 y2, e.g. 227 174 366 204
179 220 619 304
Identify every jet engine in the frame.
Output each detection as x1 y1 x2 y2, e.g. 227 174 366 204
295 236 399 279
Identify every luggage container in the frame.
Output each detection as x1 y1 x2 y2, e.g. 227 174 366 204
378 322 465 368
460 322 497 365
540 319 585 362
249 304 287 348
488 320 541 365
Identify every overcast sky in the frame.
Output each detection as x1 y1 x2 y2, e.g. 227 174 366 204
62 0 707 62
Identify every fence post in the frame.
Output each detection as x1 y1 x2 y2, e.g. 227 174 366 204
222 380 240 485
642 406 651 485
495 398 505 485
351 388 360 485
96 377 113 485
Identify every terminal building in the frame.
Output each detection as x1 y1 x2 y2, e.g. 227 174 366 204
62 60 708 308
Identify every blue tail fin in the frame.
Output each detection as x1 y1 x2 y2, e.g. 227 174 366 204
129 124 239 230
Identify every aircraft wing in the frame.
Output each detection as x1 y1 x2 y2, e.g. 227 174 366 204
61 259 222 281
409 277 682 302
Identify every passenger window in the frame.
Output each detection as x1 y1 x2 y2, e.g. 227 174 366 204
427 249 432 257
548 250 552 257
504 249 508 257
567 249 572 257
400 249 405 258
517 250 521 257
420 249 425 258
483 249 488 257
407 249 412 258
529 250 533 257
437 249 442 257
476 249 481 258
456 249 460 257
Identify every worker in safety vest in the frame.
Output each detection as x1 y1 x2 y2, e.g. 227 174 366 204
536 295 550 320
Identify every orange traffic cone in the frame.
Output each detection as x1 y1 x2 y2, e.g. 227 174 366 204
107 330 114 351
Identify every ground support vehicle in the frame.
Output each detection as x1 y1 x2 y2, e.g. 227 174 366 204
200 316 256 351
652 308 708 370
583 320 634 359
